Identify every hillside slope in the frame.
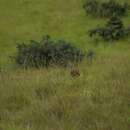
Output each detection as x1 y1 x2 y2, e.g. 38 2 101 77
0 0 130 66
0 0 130 130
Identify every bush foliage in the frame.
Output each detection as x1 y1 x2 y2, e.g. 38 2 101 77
83 0 129 18
15 35 85 68
89 16 130 40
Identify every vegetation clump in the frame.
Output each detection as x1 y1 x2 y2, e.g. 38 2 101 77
89 16 130 40
15 35 85 68
83 0 129 18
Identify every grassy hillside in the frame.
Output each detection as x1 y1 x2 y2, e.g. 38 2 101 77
0 0 88 67
0 0 130 67
0 0 130 130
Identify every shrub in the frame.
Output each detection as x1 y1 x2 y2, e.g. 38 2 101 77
83 0 99 17
83 0 129 18
87 49 95 63
89 16 130 41
15 35 85 68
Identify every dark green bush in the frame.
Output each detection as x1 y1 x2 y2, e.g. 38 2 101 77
15 35 85 68
89 16 130 40
87 49 95 63
83 0 129 18
83 0 99 17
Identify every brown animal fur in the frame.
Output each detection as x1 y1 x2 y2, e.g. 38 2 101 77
70 68 80 77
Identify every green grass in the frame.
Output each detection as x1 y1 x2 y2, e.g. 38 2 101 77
0 0 130 129
0 58 130 130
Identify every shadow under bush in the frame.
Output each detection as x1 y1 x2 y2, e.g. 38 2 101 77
15 35 85 68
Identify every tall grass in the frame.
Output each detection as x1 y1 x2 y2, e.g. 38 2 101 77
0 52 130 130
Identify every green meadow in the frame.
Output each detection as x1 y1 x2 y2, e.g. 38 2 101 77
0 0 130 130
